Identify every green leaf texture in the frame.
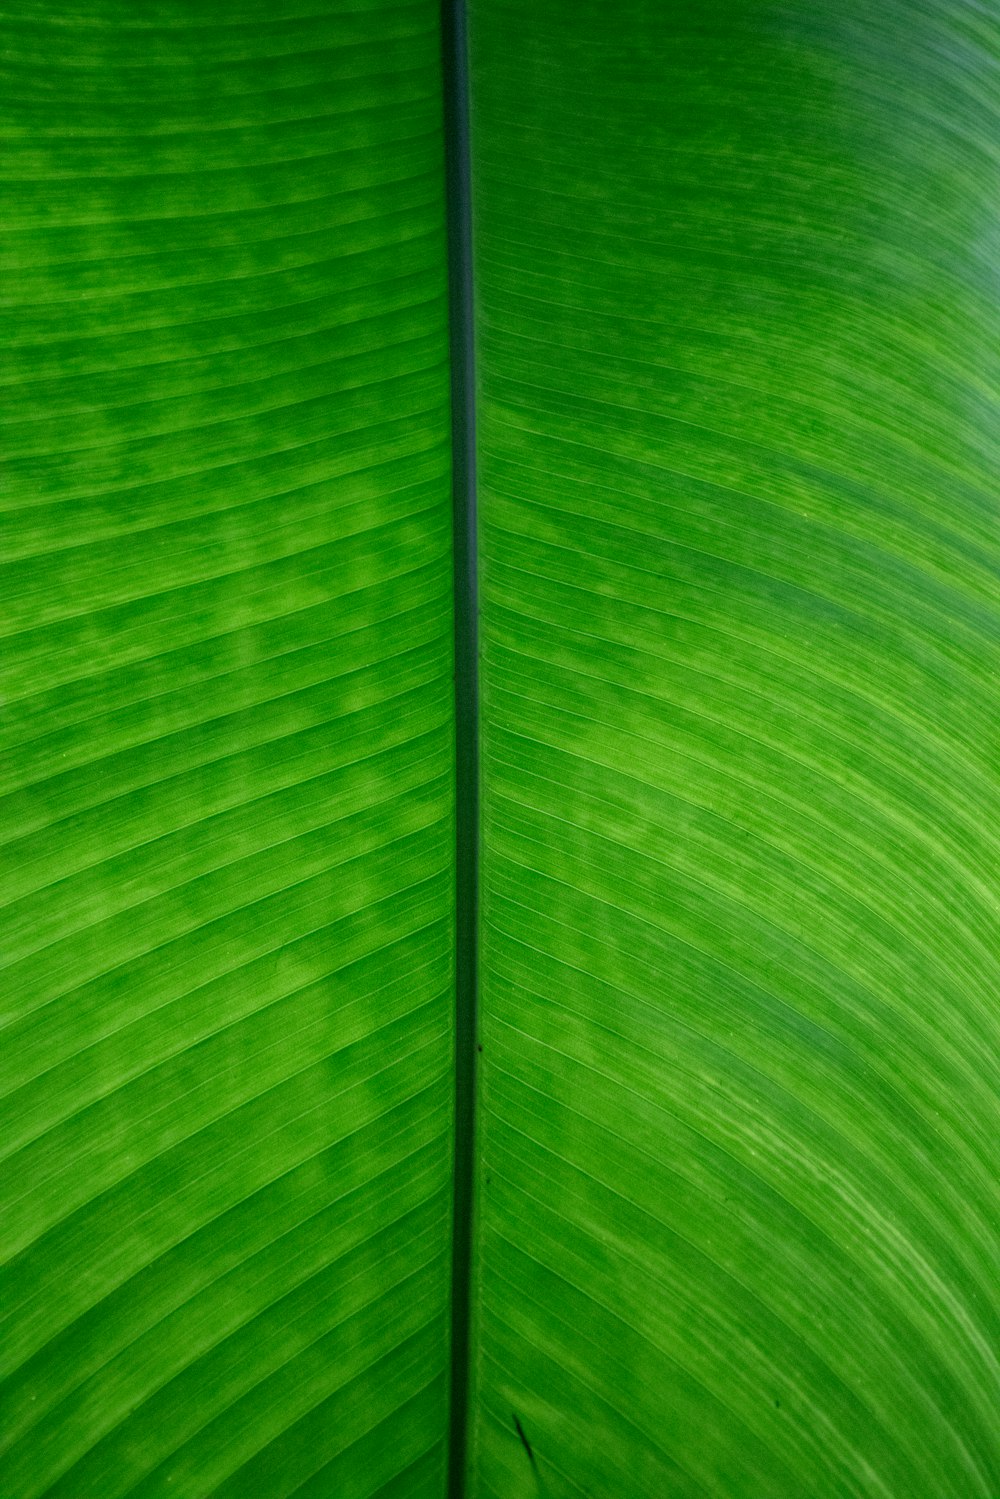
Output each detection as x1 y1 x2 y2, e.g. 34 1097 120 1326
0 4 455 1496
471 1 1000 1494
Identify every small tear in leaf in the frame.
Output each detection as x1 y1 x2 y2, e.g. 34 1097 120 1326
513 1412 537 1468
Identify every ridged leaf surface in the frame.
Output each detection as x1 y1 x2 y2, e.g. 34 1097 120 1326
470 1 1000 1494
0 4 455 1496
5 2 1000 1496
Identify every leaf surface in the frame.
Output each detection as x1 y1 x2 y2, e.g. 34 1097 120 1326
470 1 1000 1493
0 3 455 1496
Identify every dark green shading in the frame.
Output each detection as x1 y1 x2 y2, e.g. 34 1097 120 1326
441 0 481 1493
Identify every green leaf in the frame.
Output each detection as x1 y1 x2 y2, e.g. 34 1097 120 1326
0 3 455 1496
5 2 1000 1497
470 0 1000 1494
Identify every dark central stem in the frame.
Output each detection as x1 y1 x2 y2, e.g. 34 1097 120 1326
441 0 478 1493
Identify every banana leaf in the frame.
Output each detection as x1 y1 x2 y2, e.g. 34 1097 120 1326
2 1 998 1496
1 4 455 1494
